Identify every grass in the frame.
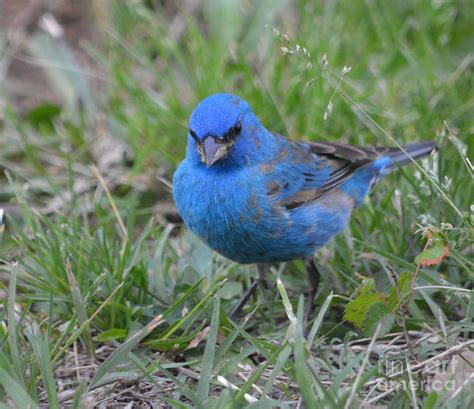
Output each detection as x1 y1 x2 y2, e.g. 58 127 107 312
0 0 473 407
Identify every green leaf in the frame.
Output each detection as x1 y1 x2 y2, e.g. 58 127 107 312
423 391 440 409
25 103 61 129
346 273 414 335
362 302 395 337
415 233 449 266
94 328 128 342
344 279 383 328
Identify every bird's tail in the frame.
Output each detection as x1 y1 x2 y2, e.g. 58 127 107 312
385 140 437 171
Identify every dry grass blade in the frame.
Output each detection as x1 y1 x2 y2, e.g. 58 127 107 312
196 292 221 405
90 165 128 240
216 375 258 403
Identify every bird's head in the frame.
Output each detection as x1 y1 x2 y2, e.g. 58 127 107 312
187 93 260 168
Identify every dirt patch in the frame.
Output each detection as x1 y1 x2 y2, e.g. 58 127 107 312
1 0 98 114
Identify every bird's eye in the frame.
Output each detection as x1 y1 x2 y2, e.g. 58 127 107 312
234 120 242 135
213 120 243 144
220 120 242 143
189 129 199 142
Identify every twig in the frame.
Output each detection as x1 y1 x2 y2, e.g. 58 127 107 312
387 266 418 368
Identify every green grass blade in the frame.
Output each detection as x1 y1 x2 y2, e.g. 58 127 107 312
27 325 58 408
66 258 94 358
7 262 24 386
154 364 196 402
0 368 38 409
276 275 297 339
196 291 221 405
261 343 292 398
293 297 318 407
71 380 87 409
307 291 334 348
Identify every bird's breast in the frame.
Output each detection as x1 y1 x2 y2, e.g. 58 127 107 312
173 162 256 247
173 160 354 264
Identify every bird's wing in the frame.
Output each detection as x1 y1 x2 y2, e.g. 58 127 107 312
308 141 396 161
281 141 397 210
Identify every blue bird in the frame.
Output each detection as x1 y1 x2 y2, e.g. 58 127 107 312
173 93 436 325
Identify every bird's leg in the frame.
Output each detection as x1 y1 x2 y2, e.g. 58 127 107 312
303 257 321 334
256 263 269 291
256 263 278 324
229 280 258 320
229 264 268 320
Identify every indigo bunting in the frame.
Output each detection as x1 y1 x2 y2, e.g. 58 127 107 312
173 93 436 325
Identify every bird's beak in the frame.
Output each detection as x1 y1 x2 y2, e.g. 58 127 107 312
202 137 229 168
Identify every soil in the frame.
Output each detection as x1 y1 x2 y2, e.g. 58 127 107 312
0 0 98 114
